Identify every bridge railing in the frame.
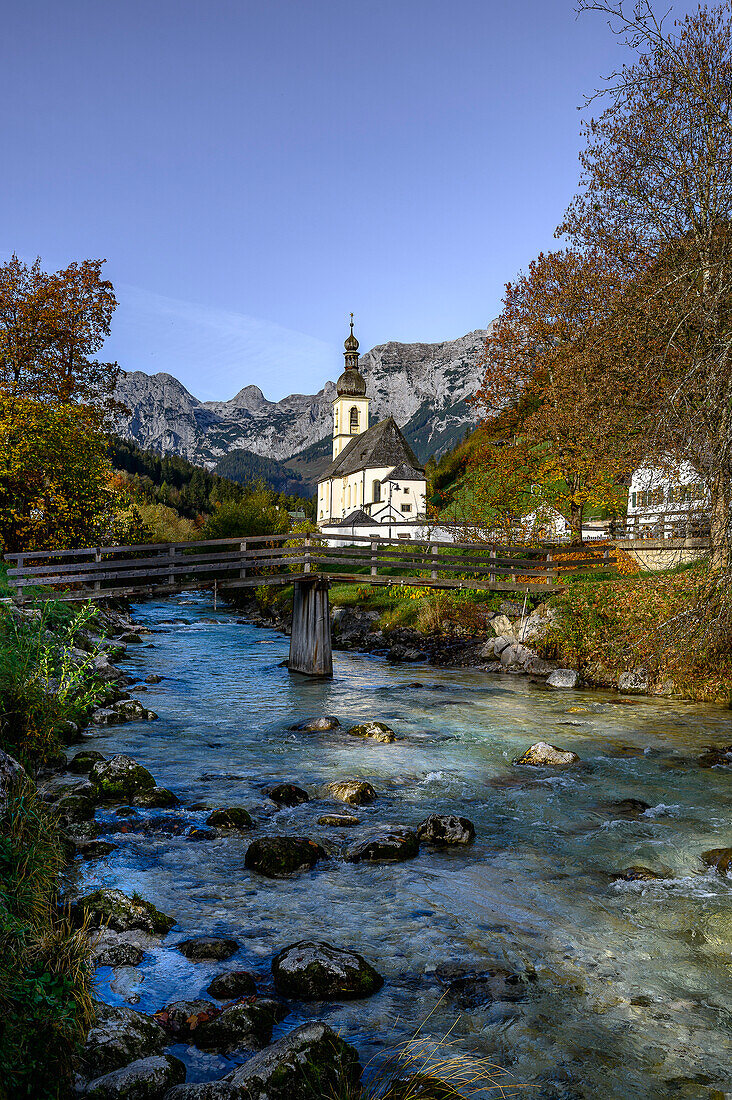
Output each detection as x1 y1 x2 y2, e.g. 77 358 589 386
4 533 616 602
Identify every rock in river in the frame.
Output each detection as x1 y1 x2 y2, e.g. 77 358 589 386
613 866 666 882
84 1054 185 1099
68 749 105 774
89 754 157 802
268 783 310 807
272 940 383 999
700 848 732 875
206 807 254 829
346 829 419 863
245 836 327 878
417 814 476 846
514 742 580 767
207 970 258 999
177 936 240 961
75 888 175 934
133 786 179 808
289 715 341 731
80 1002 167 1077
546 668 580 689
318 813 359 827
346 721 396 743
326 780 376 805
193 998 287 1053
154 999 220 1038
221 1021 361 1099
166 1085 241 1100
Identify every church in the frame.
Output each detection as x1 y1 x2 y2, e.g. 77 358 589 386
317 318 427 537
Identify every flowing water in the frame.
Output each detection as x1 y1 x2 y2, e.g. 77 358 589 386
72 594 732 1098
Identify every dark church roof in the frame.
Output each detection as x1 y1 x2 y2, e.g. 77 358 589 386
322 417 424 480
329 509 374 527
381 462 425 483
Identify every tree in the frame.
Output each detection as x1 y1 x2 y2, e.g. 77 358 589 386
562 4 732 567
472 249 642 541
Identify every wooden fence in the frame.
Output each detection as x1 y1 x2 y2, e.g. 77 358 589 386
4 532 616 602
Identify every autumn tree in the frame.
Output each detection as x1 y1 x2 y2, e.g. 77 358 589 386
562 3 732 568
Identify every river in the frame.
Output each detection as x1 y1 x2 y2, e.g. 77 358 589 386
73 593 732 1098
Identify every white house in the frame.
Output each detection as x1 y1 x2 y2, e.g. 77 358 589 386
626 460 707 536
317 319 429 540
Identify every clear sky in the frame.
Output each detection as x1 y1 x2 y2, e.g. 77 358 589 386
0 0 692 401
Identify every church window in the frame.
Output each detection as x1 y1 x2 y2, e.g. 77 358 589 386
350 406 360 433
373 480 381 503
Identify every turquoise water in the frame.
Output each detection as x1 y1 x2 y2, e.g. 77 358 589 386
73 594 732 1098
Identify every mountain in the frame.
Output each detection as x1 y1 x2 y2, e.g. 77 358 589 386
114 327 490 487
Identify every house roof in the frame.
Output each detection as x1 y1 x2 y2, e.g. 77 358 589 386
380 462 425 484
321 417 424 480
329 509 374 527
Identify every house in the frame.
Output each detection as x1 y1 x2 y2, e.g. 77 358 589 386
317 318 428 540
626 460 707 537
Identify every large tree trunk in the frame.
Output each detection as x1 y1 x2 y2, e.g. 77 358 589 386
709 473 730 572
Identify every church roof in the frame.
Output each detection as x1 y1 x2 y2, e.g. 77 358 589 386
322 416 424 480
329 509 374 527
381 462 425 483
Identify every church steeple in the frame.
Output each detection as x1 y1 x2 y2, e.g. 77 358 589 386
332 314 369 459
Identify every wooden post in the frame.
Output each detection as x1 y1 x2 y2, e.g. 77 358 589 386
431 543 439 580
288 577 333 677
16 554 23 604
489 547 496 589
168 545 176 587
304 531 311 573
240 540 247 581
371 540 378 578
94 548 102 596
547 549 554 588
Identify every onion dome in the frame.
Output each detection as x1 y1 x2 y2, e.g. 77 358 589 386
336 313 366 395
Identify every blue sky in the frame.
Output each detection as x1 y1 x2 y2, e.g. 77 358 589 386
0 1 691 400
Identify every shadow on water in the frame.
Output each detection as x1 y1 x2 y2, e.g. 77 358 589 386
73 593 732 1098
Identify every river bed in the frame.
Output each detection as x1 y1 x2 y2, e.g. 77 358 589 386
72 594 732 1098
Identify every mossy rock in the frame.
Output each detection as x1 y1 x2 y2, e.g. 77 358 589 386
133 786 179 808
701 848 732 875
326 780 376 806
346 829 419 863
76 888 175 933
346 721 396 743
268 783 310 807
206 806 254 829
272 940 383 999
207 970 258 999
245 837 327 878
68 749 105 774
89 754 156 803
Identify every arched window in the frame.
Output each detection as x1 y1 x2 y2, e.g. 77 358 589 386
347 485 352 509
373 480 381 503
349 406 359 433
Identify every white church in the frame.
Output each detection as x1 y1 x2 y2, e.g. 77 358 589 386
317 318 429 540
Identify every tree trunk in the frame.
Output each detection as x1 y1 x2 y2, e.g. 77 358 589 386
709 473 730 572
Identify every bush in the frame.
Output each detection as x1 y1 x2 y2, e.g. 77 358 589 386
204 496 290 540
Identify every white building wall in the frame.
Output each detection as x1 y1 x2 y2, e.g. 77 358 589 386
627 461 706 517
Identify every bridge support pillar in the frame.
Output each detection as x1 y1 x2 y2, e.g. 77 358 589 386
288 577 332 677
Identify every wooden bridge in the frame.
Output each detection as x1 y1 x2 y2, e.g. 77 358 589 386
5 532 614 678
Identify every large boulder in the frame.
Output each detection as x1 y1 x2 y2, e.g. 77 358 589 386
245 837 327 878
154 999 220 1040
289 716 341 732
84 1054 185 1098
346 722 396 743
89 755 156 802
0 749 27 814
206 807 254 829
546 669 580 689
222 1021 361 1099
346 829 419 863
618 669 649 695
207 970 257 999
75 888 175 933
268 784 310 807
417 814 475 846
326 780 376 805
80 1003 167 1078
272 941 383 1000
165 1086 240 1100
177 936 239 961
194 999 287 1053
489 614 515 639
69 749 105 774
513 742 580 767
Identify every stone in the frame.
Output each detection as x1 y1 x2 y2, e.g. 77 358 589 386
245 837 327 878
383 1074 463 1099
268 783 310 807
206 807 254 829
442 964 535 1008
55 792 96 824
90 755 156 802
698 745 732 768
346 721 396 743
80 1003 167 1078
546 668 580 689
84 1054 185 1098
289 716 341 731
500 643 534 668
76 839 117 860
165 1086 241 1100
490 614 515 639
207 970 258 999
346 829 419 863
0 750 27 815
145 674 163 684
318 814 359 827
326 780 376 805
513 742 580 767
95 941 145 968
194 998 287 1053
223 1021 362 1099
417 814 475 846
613 866 665 881
491 635 513 658
272 941 383 999
68 749 105 774
187 826 215 840
701 848 732 875
618 669 649 694
177 936 240 961
133 786 179 808
154 999 221 1038
609 798 651 817
75 888 175 934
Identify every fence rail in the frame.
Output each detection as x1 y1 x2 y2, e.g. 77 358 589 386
4 533 617 602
